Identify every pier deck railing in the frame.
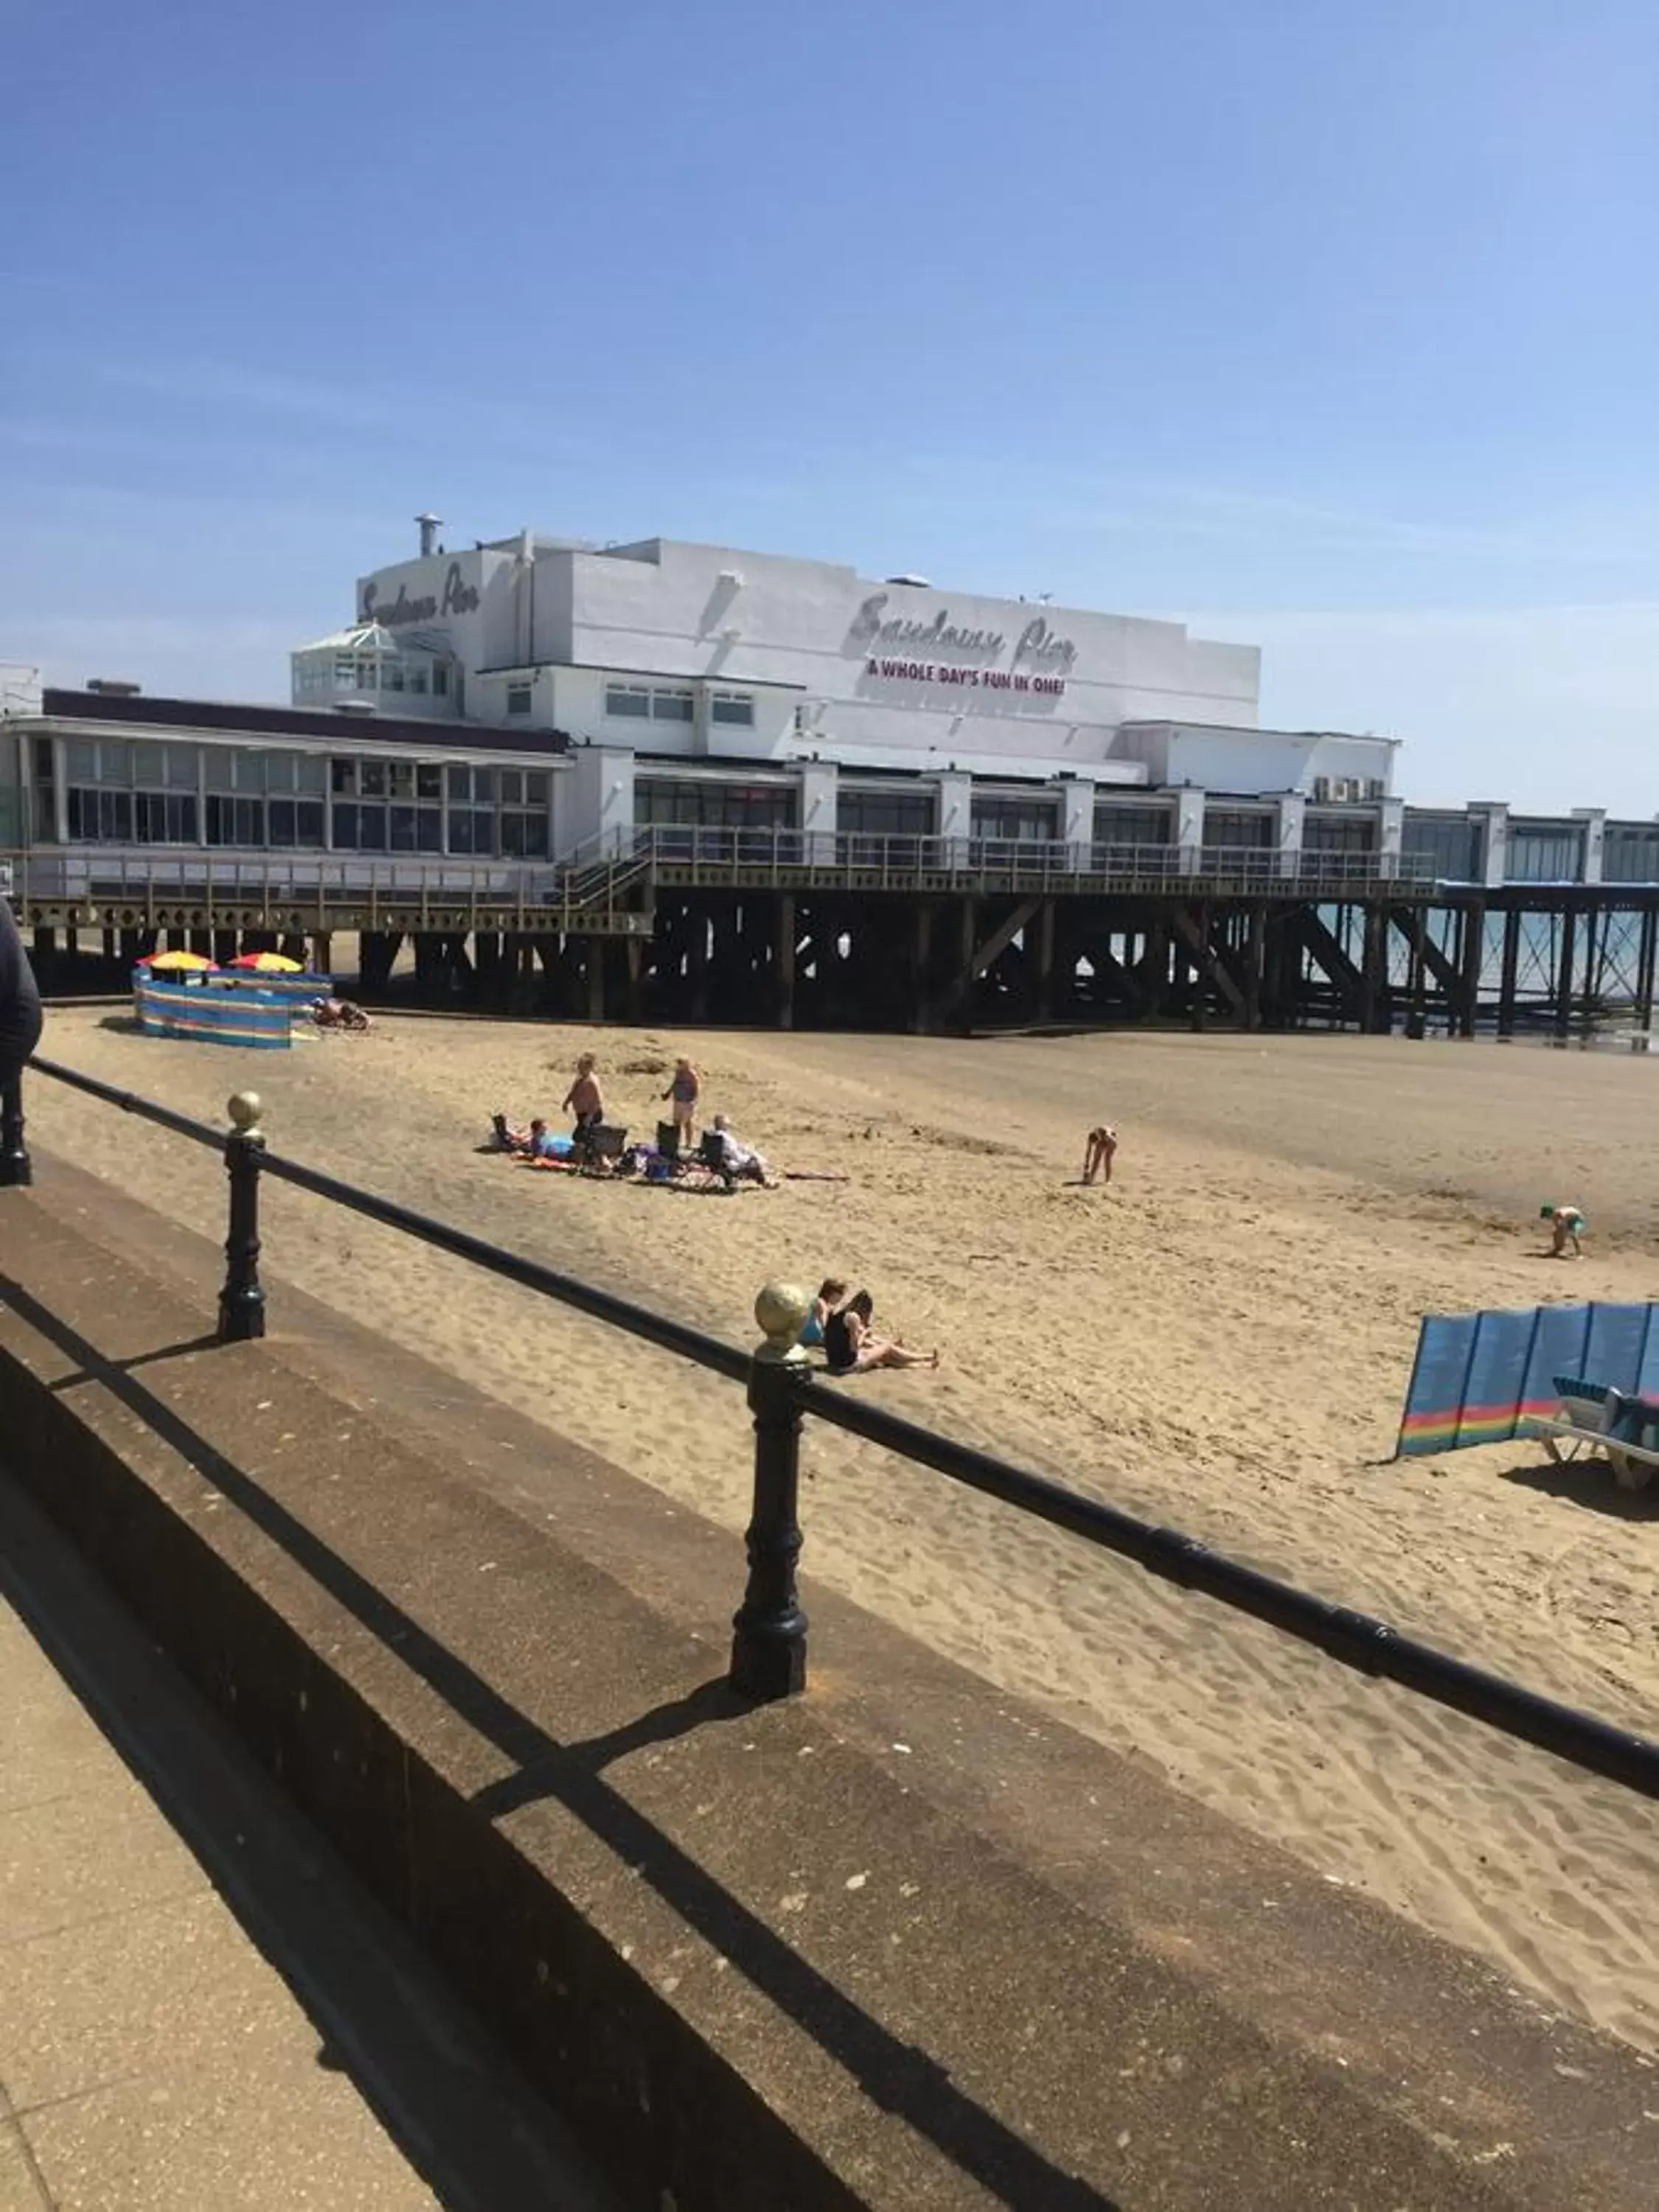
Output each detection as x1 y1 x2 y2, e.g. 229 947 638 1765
4 1055 1655 1802
1 837 1441 928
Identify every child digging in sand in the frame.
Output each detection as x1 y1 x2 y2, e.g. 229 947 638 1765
1541 1201 1586 1259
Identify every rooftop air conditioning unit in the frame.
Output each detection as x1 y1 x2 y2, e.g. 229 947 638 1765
86 678 142 697
1312 776 1331 802
1366 777 1386 801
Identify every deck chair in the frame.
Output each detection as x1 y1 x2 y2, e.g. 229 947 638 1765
1521 1375 1657 1491
655 1119 681 1161
572 1122 627 1164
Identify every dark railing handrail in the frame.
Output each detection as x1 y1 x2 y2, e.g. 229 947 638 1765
15 1053 1659 1800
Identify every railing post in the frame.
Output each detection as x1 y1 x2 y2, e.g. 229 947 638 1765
0 1068 32 1187
730 1281 812 1700
218 1091 267 1342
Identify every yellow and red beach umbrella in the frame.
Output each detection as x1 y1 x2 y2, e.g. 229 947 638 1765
137 950 217 973
227 951 305 973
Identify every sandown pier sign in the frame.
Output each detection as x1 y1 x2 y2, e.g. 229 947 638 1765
849 591 1077 698
360 562 480 628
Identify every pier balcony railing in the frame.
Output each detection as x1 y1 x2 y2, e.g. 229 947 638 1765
619 827 1439 897
2 1058 1655 1804
0 835 1467 927
0 845 655 936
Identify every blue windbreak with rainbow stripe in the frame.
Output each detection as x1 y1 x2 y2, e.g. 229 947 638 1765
1396 1303 1659 1456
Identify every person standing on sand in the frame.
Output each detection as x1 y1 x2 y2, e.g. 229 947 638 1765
661 1057 701 1142
1082 1125 1117 1186
562 1053 604 1132
0 894 43 1103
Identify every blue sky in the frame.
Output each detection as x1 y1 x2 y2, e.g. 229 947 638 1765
4 0 1657 808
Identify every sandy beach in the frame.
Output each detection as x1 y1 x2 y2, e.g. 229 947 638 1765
24 1006 1659 2057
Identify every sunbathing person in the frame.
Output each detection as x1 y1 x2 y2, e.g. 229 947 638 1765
823 1290 939 1377
799 1277 848 1349
708 1113 774 1186
493 1114 560 1158
1082 1124 1117 1186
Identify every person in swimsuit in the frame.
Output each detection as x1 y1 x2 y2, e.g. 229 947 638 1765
1542 1202 1586 1258
661 1057 702 1141
562 1054 604 1131
799 1277 847 1349
1082 1125 1117 1186
823 1290 939 1377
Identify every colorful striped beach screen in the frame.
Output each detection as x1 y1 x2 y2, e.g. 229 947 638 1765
133 974 293 1049
1395 1302 1659 1457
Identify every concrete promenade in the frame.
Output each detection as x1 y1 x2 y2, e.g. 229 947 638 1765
1 1161 1656 2208
0 1469 608 2212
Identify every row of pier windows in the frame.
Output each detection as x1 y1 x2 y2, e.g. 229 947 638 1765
33 737 1659 882
52 740 550 858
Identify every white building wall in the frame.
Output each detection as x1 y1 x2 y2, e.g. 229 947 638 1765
1573 806 1607 885
1117 722 1397 798
558 745 634 860
553 540 1258 773
333 531 1410 804
799 760 838 860
1175 788 1206 874
1276 792 1307 877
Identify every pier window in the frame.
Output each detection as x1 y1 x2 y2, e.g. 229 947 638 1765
507 684 532 716
1603 825 1659 883
709 691 755 729
267 799 325 847
652 689 695 724
66 737 203 844
1506 821 1585 885
636 775 796 860
1402 813 1482 883
1203 808 1275 851
1092 804 1172 848
605 683 653 721
840 790 936 838
1304 813 1376 852
971 793 1060 845
501 768 552 858
840 787 935 864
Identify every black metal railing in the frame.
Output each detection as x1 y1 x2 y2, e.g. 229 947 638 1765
7 1055 1657 1798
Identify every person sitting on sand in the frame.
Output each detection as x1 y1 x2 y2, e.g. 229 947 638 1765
823 1290 939 1377
708 1113 773 1186
661 1057 702 1141
562 1054 604 1133
493 1114 561 1159
1542 1201 1587 1259
1082 1125 1117 1186
799 1277 847 1349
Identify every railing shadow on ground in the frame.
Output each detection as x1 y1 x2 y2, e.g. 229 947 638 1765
0 1271 1119 2212
0 1465 613 2212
